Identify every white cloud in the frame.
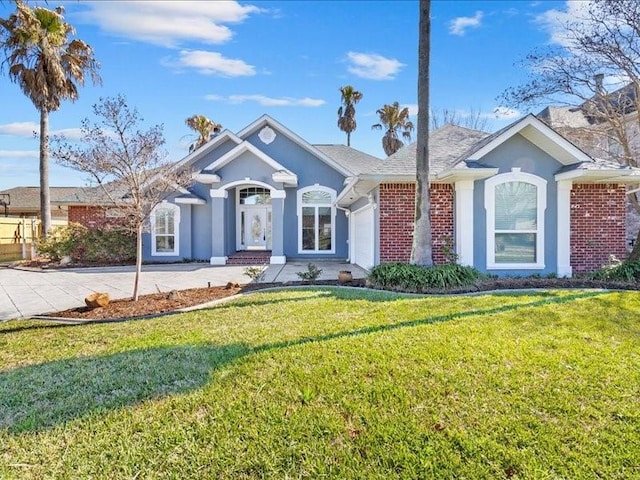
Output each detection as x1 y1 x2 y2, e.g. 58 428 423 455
491 107 521 119
536 1 592 47
346 52 405 81
0 150 39 159
51 128 85 140
403 104 419 116
0 123 85 140
163 50 256 77
205 94 325 107
77 1 261 48
449 11 483 36
0 122 38 137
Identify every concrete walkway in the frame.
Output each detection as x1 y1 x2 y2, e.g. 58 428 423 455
0 261 366 320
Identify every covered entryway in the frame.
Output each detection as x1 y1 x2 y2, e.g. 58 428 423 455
236 187 272 251
351 204 375 269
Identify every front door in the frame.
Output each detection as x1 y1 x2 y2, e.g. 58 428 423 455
240 206 271 250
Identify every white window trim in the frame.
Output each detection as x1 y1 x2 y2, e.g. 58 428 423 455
151 201 180 256
484 171 546 269
297 184 336 254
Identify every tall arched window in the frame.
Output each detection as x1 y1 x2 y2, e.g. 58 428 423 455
484 171 546 269
297 185 336 253
151 202 180 256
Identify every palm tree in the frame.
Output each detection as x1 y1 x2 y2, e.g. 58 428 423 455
411 0 433 266
0 0 100 238
371 102 414 156
337 85 363 147
185 114 222 152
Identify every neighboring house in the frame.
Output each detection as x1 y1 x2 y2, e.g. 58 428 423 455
0 186 83 220
58 114 640 276
538 80 640 248
55 187 128 228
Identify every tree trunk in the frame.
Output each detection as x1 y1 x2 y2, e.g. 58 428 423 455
411 0 433 266
39 108 52 238
629 227 640 261
133 222 143 301
347 131 351 147
627 191 640 261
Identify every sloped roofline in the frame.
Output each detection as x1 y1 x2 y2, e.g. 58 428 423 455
237 114 354 177
204 140 293 174
171 129 243 172
463 114 593 165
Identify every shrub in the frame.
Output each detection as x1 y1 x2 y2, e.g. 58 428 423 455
296 263 323 282
367 262 481 292
36 223 85 261
244 266 267 282
36 223 136 264
591 256 640 283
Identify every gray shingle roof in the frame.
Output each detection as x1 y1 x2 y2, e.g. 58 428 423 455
0 186 86 211
369 124 490 176
313 144 383 175
556 158 634 174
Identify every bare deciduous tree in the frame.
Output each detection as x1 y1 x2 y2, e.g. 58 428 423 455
52 95 193 300
430 107 489 131
500 0 640 259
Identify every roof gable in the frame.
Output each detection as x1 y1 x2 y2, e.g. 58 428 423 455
462 114 593 166
204 140 298 187
205 141 289 173
237 114 354 177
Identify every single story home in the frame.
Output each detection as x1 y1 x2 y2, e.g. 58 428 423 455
0 186 83 220
63 114 640 276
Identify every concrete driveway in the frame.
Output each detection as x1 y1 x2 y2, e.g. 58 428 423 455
0 261 366 320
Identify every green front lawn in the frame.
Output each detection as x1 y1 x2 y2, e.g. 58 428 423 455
1 288 639 478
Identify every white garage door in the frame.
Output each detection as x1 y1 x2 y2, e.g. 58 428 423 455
352 205 375 269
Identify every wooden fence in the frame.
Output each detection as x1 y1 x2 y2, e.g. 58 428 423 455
0 217 67 261
0 243 31 262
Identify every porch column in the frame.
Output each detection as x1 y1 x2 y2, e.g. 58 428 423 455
210 188 228 265
455 180 474 266
557 180 572 277
270 190 286 264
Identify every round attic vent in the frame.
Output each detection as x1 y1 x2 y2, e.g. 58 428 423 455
258 126 276 145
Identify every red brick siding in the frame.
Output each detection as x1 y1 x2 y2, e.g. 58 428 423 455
68 206 112 228
570 184 627 273
378 183 454 264
431 184 455 264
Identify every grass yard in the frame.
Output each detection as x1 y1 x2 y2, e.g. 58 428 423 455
1 287 639 479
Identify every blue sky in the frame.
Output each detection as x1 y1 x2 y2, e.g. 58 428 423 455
0 0 576 190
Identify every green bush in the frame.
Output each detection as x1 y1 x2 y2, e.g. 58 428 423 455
36 223 136 264
591 257 640 283
296 263 323 281
367 262 481 292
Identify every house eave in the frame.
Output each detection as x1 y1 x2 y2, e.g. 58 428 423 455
271 171 298 186
436 168 499 183
554 170 640 184
194 172 221 184
174 197 207 205
335 177 362 207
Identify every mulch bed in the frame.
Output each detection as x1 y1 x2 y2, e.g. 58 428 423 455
43 279 367 321
38 277 638 322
